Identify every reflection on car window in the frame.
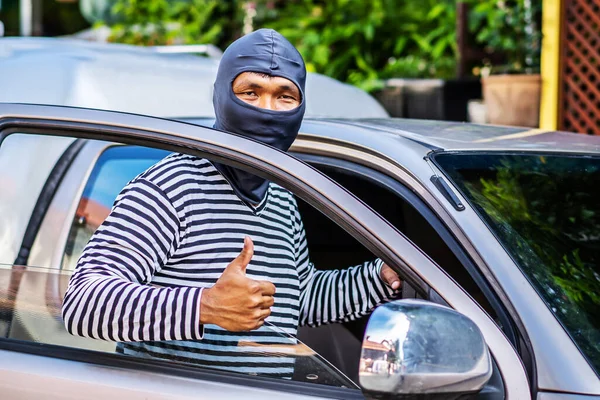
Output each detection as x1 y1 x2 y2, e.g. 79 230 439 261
435 152 600 375
62 146 169 270
0 263 356 388
48 144 358 387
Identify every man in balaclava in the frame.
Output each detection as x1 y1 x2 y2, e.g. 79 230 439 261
62 29 401 378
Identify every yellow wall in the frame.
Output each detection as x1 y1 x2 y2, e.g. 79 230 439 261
539 0 562 130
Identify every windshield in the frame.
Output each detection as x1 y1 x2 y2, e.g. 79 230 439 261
434 152 600 375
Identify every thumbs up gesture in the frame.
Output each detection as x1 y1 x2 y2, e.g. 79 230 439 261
199 236 276 331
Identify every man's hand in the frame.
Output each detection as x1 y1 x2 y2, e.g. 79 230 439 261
380 263 401 290
200 237 276 331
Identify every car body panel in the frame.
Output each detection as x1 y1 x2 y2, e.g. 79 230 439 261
0 103 530 398
538 394 600 400
336 118 600 154
187 116 600 155
3 104 600 395
2 105 599 395
0 348 327 400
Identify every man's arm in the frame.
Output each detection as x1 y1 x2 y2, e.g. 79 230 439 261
62 177 276 340
291 200 399 327
61 178 204 342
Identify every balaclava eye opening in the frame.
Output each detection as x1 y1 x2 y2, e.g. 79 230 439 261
212 29 307 205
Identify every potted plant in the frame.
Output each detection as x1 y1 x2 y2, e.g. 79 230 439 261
252 0 482 122
468 0 542 127
367 0 483 122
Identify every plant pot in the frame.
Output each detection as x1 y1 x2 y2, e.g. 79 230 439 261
374 81 406 118
375 78 481 121
442 78 483 122
482 74 541 127
403 79 445 120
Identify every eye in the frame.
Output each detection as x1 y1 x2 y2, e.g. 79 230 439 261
242 91 257 96
280 94 297 102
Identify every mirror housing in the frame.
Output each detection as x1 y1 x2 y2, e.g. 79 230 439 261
359 299 492 395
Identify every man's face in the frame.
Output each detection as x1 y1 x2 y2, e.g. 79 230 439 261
232 72 301 111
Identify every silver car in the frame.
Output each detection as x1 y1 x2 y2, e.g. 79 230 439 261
1 102 599 399
0 37 389 119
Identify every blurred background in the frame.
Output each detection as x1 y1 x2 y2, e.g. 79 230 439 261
0 0 597 134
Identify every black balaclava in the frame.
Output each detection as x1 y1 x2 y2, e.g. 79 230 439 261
212 29 306 205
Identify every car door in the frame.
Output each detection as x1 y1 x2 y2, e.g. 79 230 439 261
291 131 600 397
0 103 529 399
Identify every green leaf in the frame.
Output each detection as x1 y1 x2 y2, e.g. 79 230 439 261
432 37 449 58
393 37 408 54
427 4 446 20
364 24 375 41
411 33 432 52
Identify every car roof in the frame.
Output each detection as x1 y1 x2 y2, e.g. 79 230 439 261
183 117 600 155
338 118 600 154
0 37 388 119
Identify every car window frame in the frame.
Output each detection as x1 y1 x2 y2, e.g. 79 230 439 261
290 136 532 345
293 152 518 346
0 141 371 399
2 145 361 397
0 103 530 398
24 142 360 389
290 134 540 395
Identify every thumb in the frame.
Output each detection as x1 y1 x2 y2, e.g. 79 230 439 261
227 236 254 274
380 264 401 290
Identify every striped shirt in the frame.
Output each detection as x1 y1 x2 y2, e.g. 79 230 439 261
62 153 395 377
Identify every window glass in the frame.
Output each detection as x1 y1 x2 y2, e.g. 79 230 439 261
0 263 355 387
12 140 370 389
435 152 600 375
62 146 170 270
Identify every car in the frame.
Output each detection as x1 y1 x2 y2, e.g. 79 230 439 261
0 37 389 119
1 103 599 399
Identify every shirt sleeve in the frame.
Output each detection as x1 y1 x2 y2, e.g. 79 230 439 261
61 178 204 342
292 199 397 327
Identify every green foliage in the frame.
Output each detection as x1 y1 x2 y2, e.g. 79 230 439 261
253 0 458 90
97 0 461 88
105 0 238 47
466 0 542 73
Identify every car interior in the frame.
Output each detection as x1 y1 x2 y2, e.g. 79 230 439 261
292 155 499 384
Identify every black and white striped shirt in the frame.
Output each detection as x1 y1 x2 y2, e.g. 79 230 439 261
62 154 395 377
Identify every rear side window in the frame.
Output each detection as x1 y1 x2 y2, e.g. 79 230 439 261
61 145 170 270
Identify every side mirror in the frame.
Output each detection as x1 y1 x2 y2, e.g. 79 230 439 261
359 299 492 396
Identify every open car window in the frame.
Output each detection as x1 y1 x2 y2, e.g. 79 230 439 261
291 155 509 338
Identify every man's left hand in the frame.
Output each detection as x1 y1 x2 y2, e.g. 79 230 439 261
380 263 401 290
